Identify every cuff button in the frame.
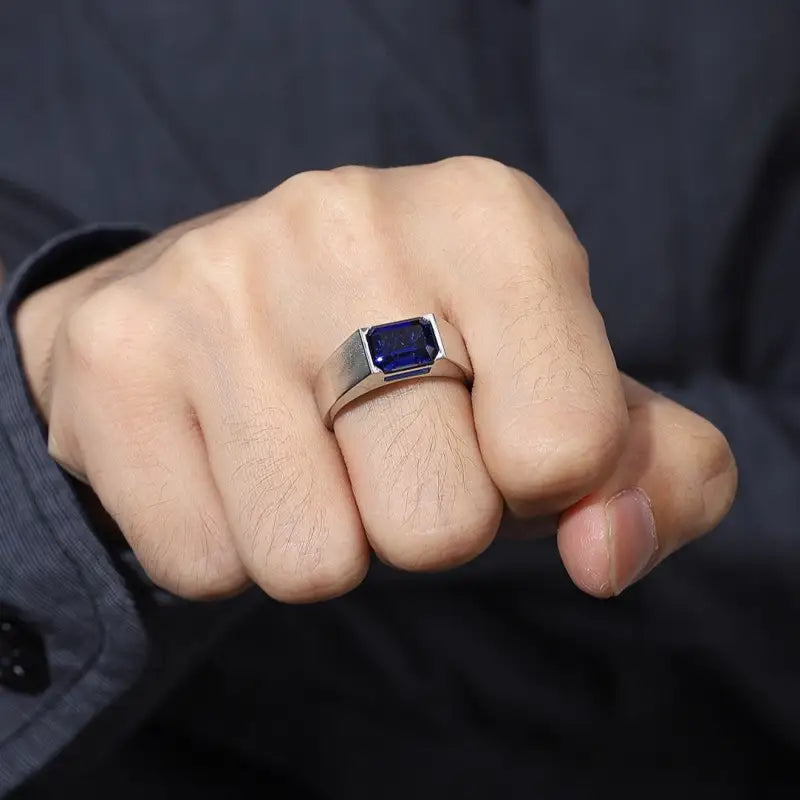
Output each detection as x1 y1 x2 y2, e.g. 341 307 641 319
0 609 51 694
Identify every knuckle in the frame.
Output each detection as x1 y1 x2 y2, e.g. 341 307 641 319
438 155 515 186
168 224 237 294
430 159 586 290
431 158 581 281
165 224 246 313
64 283 160 377
372 462 502 571
486 314 627 508
168 223 215 265
494 411 626 506
436 157 522 219
258 548 368 604
145 559 248 601
264 168 384 301
170 233 240 322
152 558 249 601
566 237 591 286
505 168 588 286
375 500 500 572
131 507 248 601
166 218 253 273
329 163 374 185
507 165 542 191
276 166 371 217
243 507 365 603
278 167 338 198
228 418 368 603
162 223 267 345
267 168 377 273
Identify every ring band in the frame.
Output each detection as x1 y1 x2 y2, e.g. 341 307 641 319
314 313 473 428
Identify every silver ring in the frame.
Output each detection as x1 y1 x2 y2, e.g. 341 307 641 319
314 313 473 428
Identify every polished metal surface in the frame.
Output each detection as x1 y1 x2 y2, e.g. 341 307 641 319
314 313 473 428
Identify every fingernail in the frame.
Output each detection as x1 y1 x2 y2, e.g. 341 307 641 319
604 488 658 594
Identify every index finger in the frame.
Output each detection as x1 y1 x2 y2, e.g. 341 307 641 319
400 158 629 514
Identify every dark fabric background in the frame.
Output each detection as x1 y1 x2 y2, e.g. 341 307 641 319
1 1 798 797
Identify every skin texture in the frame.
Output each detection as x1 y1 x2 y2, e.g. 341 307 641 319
12 158 738 602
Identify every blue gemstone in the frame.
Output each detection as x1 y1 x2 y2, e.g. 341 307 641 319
366 317 440 373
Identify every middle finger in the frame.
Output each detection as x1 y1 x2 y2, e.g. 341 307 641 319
259 168 504 572
334 361 503 571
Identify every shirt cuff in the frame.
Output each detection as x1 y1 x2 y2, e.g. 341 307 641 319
0 225 151 795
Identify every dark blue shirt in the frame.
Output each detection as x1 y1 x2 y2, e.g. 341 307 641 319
1 2 798 797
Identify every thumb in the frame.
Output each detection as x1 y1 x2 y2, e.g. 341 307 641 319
557 374 737 597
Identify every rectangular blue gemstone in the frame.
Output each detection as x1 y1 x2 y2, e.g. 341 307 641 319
366 317 440 373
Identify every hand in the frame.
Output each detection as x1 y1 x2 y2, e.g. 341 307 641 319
14 158 737 601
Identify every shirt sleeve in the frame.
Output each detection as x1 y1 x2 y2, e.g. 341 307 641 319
0 226 151 796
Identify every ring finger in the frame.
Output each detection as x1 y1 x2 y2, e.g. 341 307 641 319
330 310 503 571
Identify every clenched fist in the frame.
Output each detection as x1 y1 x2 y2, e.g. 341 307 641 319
14 158 737 602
